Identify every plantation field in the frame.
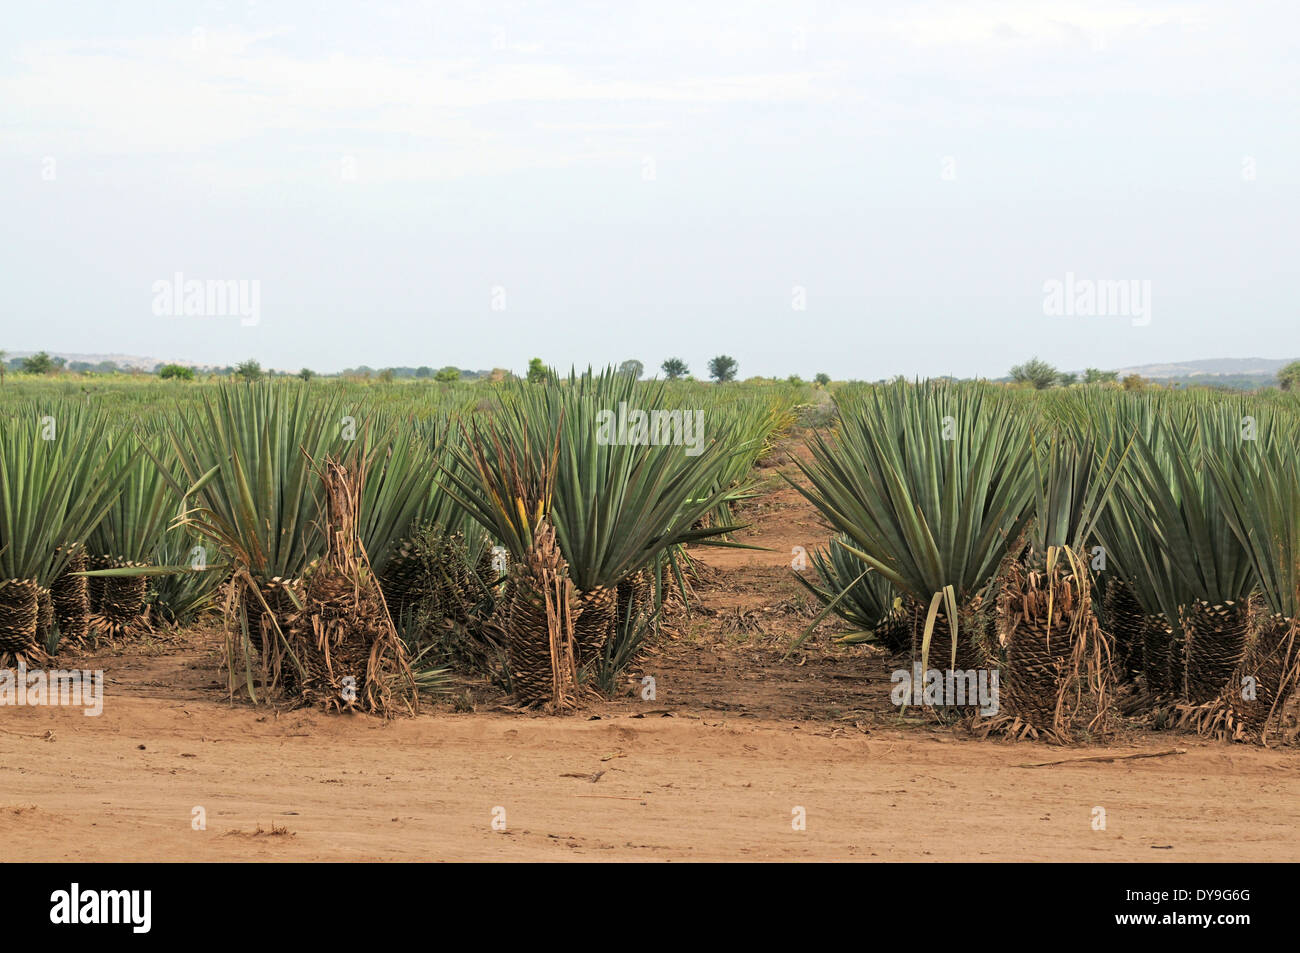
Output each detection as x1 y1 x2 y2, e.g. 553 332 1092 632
2 374 1300 862
3 435 1298 862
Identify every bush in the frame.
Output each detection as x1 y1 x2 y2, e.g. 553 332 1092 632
21 352 56 375
235 359 262 382
158 364 195 381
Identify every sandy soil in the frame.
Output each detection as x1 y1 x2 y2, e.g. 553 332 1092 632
3 440 1297 862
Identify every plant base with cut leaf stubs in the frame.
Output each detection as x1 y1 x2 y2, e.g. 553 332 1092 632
396 531 493 635
94 559 150 636
1102 579 1145 683
85 554 111 614
993 559 1110 743
245 577 302 655
0 579 40 654
1182 599 1250 705
873 606 912 654
505 522 577 710
51 547 90 645
908 598 990 676
616 570 653 633
378 537 427 624
431 533 484 622
573 585 616 669
1141 615 1179 702
287 566 401 712
474 543 497 589
282 459 413 715
1183 614 1299 744
245 576 305 695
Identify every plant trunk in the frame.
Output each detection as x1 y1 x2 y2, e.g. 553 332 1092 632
1102 578 1145 682
86 554 112 614
573 585 616 668
1225 613 1299 740
1141 614 1178 700
1182 599 1250 704
505 521 577 709
909 598 987 673
616 569 653 630
873 604 912 654
283 459 412 714
995 557 1110 741
51 547 90 645
0 579 40 654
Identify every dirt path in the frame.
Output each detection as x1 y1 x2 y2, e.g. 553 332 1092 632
3 438 1297 862
3 678 1296 861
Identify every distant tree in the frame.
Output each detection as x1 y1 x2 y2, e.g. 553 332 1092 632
526 358 548 383
235 359 262 382
618 359 644 379
378 368 396 383
22 351 55 375
415 366 433 379
1122 373 1147 392
787 374 804 385
298 368 316 381
660 358 688 380
435 367 460 383
158 363 195 381
814 372 831 387
488 367 510 384
1277 360 1300 391
1057 372 1078 387
708 354 738 383
1009 357 1059 390
1083 367 1119 384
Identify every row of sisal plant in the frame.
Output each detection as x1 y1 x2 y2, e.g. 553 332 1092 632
794 382 1300 744
0 401 223 660
0 372 791 711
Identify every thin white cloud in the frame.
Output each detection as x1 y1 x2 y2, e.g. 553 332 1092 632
0 28 841 172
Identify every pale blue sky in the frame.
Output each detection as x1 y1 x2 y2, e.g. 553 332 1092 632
2 1 1296 378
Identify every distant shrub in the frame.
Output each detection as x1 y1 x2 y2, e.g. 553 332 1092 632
158 364 195 381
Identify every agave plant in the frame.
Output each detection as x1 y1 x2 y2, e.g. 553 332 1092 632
155 382 354 697
1114 413 1257 704
440 415 574 707
471 370 750 668
80 433 182 634
0 403 129 655
793 381 1034 673
1201 434 1300 740
993 433 1129 740
442 370 756 700
791 535 907 651
548 385 750 666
